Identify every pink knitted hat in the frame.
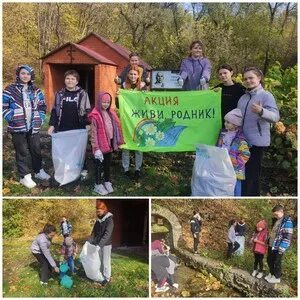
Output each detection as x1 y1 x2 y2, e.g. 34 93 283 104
224 108 243 127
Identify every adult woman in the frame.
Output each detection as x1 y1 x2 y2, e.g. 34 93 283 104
215 64 246 121
237 67 280 196
31 223 59 284
179 40 212 90
90 201 114 286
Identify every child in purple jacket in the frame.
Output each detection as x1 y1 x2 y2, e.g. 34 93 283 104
216 108 250 196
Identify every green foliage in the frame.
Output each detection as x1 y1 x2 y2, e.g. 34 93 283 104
3 200 24 238
263 63 297 185
3 239 148 297
3 199 96 238
2 3 297 83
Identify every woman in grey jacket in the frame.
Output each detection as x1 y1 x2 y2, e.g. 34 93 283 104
237 67 280 196
31 224 59 284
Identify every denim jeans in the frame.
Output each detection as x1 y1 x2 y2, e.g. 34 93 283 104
67 256 75 273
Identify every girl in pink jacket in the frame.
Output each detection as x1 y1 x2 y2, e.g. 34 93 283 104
251 219 268 279
88 92 124 195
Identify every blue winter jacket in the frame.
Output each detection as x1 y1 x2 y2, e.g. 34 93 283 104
272 216 293 254
3 84 46 133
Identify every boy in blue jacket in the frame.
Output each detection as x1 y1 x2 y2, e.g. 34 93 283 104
3 65 50 188
265 204 293 284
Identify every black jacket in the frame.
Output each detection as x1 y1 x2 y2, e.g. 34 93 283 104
235 222 246 237
90 212 114 247
190 217 202 234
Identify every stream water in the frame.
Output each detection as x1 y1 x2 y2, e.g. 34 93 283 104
152 264 243 297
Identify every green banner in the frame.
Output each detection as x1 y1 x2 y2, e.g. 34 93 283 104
119 89 222 152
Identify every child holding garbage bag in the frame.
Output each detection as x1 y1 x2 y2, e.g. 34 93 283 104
89 201 114 286
48 69 91 178
88 92 124 195
31 224 59 284
216 108 250 196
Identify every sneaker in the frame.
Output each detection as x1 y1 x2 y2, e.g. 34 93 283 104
155 285 169 293
20 174 36 188
40 281 48 285
256 272 263 279
34 169 51 180
251 270 258 277
124 170 131 178
93 184 108 195
134 170 141 180
172 283 179 289
104 182 114 193
101 279 109 286
155 282 168 288
80 169 88 180
264 273 272 281
266 275 281 284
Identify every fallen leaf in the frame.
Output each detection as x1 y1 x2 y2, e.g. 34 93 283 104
3 187 10 195
181 290 191 297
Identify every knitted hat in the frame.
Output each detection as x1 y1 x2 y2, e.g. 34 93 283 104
224 108 243 127
64 236 73 246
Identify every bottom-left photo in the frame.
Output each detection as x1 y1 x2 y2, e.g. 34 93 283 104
3 198 149 298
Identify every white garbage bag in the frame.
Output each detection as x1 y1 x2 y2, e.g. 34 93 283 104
235 236 245 256
51 129 88 186
79 241 104 282
191 144 236 196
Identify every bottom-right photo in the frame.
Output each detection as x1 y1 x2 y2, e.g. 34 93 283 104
151 198 297 298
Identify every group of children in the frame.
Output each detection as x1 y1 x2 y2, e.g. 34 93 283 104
227 218 269 280
189 205 293 285
3 40 280 196
227 208 292 285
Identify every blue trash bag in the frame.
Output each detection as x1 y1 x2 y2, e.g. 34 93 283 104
60 274 73 289
59 262 69 279
60 262 69 273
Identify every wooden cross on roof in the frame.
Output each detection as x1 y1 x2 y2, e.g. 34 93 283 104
67 45 76 64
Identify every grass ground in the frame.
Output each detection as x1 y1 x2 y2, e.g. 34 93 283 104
153 199 297 296
2 129 296 196
2 131 193 196
3 237 148 297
